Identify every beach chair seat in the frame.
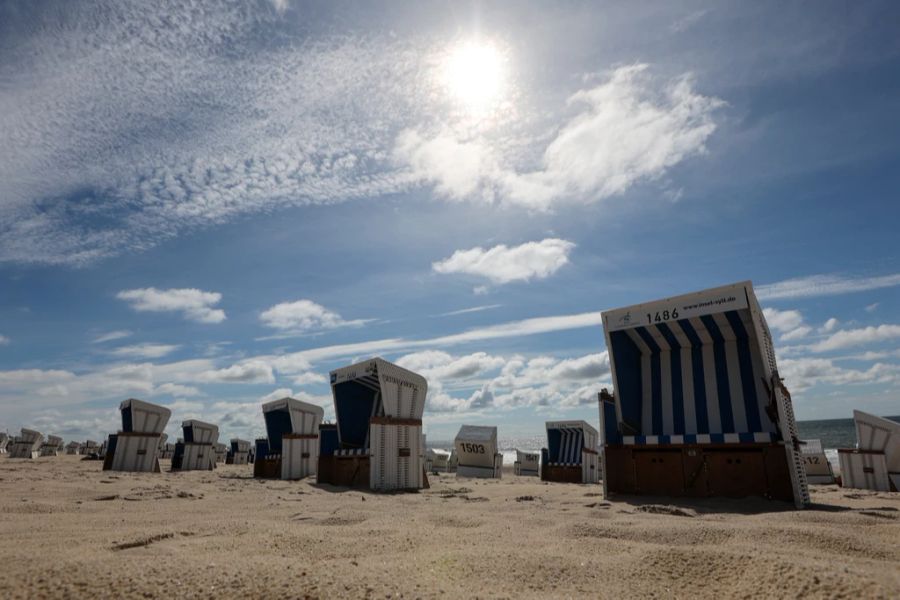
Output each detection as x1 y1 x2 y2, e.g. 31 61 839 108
318 358 428 491
8 429 43 459
171 420 218 471
455 425 502 479
838 410 900 492
514 450 540 476
601 282 810 507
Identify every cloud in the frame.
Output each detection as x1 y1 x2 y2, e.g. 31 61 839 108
117 288 226 323
820 318 839 333
811 324 900 353
92 330 132 344
0 334 9 345
757 273 900 300
762 308 804 332
260 299 368 332
153 383 202 398
437 304 502 317
110 343 180 359
865 302 880 313
433 239 575 284
200 360 275 384
396 64 721 209
780 357 899 393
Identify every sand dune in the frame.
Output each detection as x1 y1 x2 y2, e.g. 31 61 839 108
1 456 898 599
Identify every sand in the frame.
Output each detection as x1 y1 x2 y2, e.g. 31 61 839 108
1 456 898 599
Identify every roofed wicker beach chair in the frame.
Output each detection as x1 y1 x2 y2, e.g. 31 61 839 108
601 281 810 508
0 433 8 454
318 357 428 491
171 420 218 471
65 441 82 455
455 425 502 479
514 449 540 477
214 443 227 464
800 439 836 485
541 421 600 483
838 410 900 492
427 448 453 474
255 398 323 480
103 399 171 472
40 435 64 457
227 438 251 465
8 429 43 459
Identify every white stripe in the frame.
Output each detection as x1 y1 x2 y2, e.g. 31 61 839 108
627 328 654 436
692 317 722 434
723 433 740 443
655 329 675 436
714 312 749 434
672 321 698 435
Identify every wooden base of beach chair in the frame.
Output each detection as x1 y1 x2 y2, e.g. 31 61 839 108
541 465 583 483
253 457 281 478
317 455 371 488
605 443 795 502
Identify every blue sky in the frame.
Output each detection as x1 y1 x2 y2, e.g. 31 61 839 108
1 0 899 443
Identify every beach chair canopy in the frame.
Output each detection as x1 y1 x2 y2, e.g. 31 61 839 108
330 357 427 450
46 435 63 446
20 429 43 444
854 410 900 475
181 419 219 444
545 421 598 465
602 281 781 443
119 398 171 434
231 438 251 453
262 397 324 454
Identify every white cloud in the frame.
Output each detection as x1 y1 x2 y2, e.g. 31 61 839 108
291 372 327 386
865 302 880 313
780 357 899 393
110 343 180 359
811 324 900 353
757 273 900 300
200 360 275 384
763 308 804 332
0 334 9 345
437 304 502 317
92 330 132 344
153 383 202 398
820 318 839 333
433 239 575 284
779 326 812 342
396 64 721 209
260 299 368 332
117 288 226 324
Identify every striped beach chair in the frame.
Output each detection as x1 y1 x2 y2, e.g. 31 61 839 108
103 399 171 472
541 421 599 483
601 281 810 507
839 410 900 492
255 398 323 480
171 420 218 471
318 357 428 491
515 449 540 477
8 429 43 459
455 425 502 479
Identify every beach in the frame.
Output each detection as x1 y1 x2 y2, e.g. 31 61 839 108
1 456 898 599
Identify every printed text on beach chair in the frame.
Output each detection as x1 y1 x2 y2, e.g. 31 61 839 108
8 428 43 459
103 399 170 472
514 449 540 477
800 439 835 485
455 425 502 479
171 419 218 471
318 357 428 491
601 281 810 507
256 397 323 480
541 421 599 483
838 410 900 492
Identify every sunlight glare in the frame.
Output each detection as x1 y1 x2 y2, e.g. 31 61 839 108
442 40 505 111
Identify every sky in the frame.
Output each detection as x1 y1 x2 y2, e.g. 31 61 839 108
1 0 899 444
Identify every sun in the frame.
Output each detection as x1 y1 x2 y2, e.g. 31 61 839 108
441 40 505 111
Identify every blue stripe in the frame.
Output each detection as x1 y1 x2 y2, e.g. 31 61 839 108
700 315 736 433
684 434 697 444
608 331 642 432
676 319 710 434
657 323 685 435
710 433 725 443
724 311 763 433
738 432 755 443
634 326 663 435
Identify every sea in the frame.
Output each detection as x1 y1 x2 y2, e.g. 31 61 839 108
428 416 900 470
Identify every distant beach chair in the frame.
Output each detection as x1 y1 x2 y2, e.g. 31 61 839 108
83 440 100 458
157 433 168 456
103 399 171 472
318 357 428 491
171 420 219 471
0 433 8 454
65 441 82 455
214 443 227 464
254 397 323 480
427 449 452 474
514 449 540 477
800 439 836 485
455 425 502 479
838 410 900 492
601 281 810 508
448 448 458 473
541 421 600 483
159 442 175 460
40 435 64 457
8 429 43 459
227 439 251 465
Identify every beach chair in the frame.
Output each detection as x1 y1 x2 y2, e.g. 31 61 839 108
601 281 810 508
159 442 175 460
157 433 168 456
318 357 428 491
227 439 251 465
103 399 171 472
171 420 218 471
82 440 100 458
0 433 8 454
427 449 452 474
215 443 227 464
541 421 600 483
514 449 540 477
838 410 900 492
800 439 836 485
448 448 458 473
255 398 323 480
40 435 64 457
455 425 502 478
65 441 82 455
8 429 43 459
